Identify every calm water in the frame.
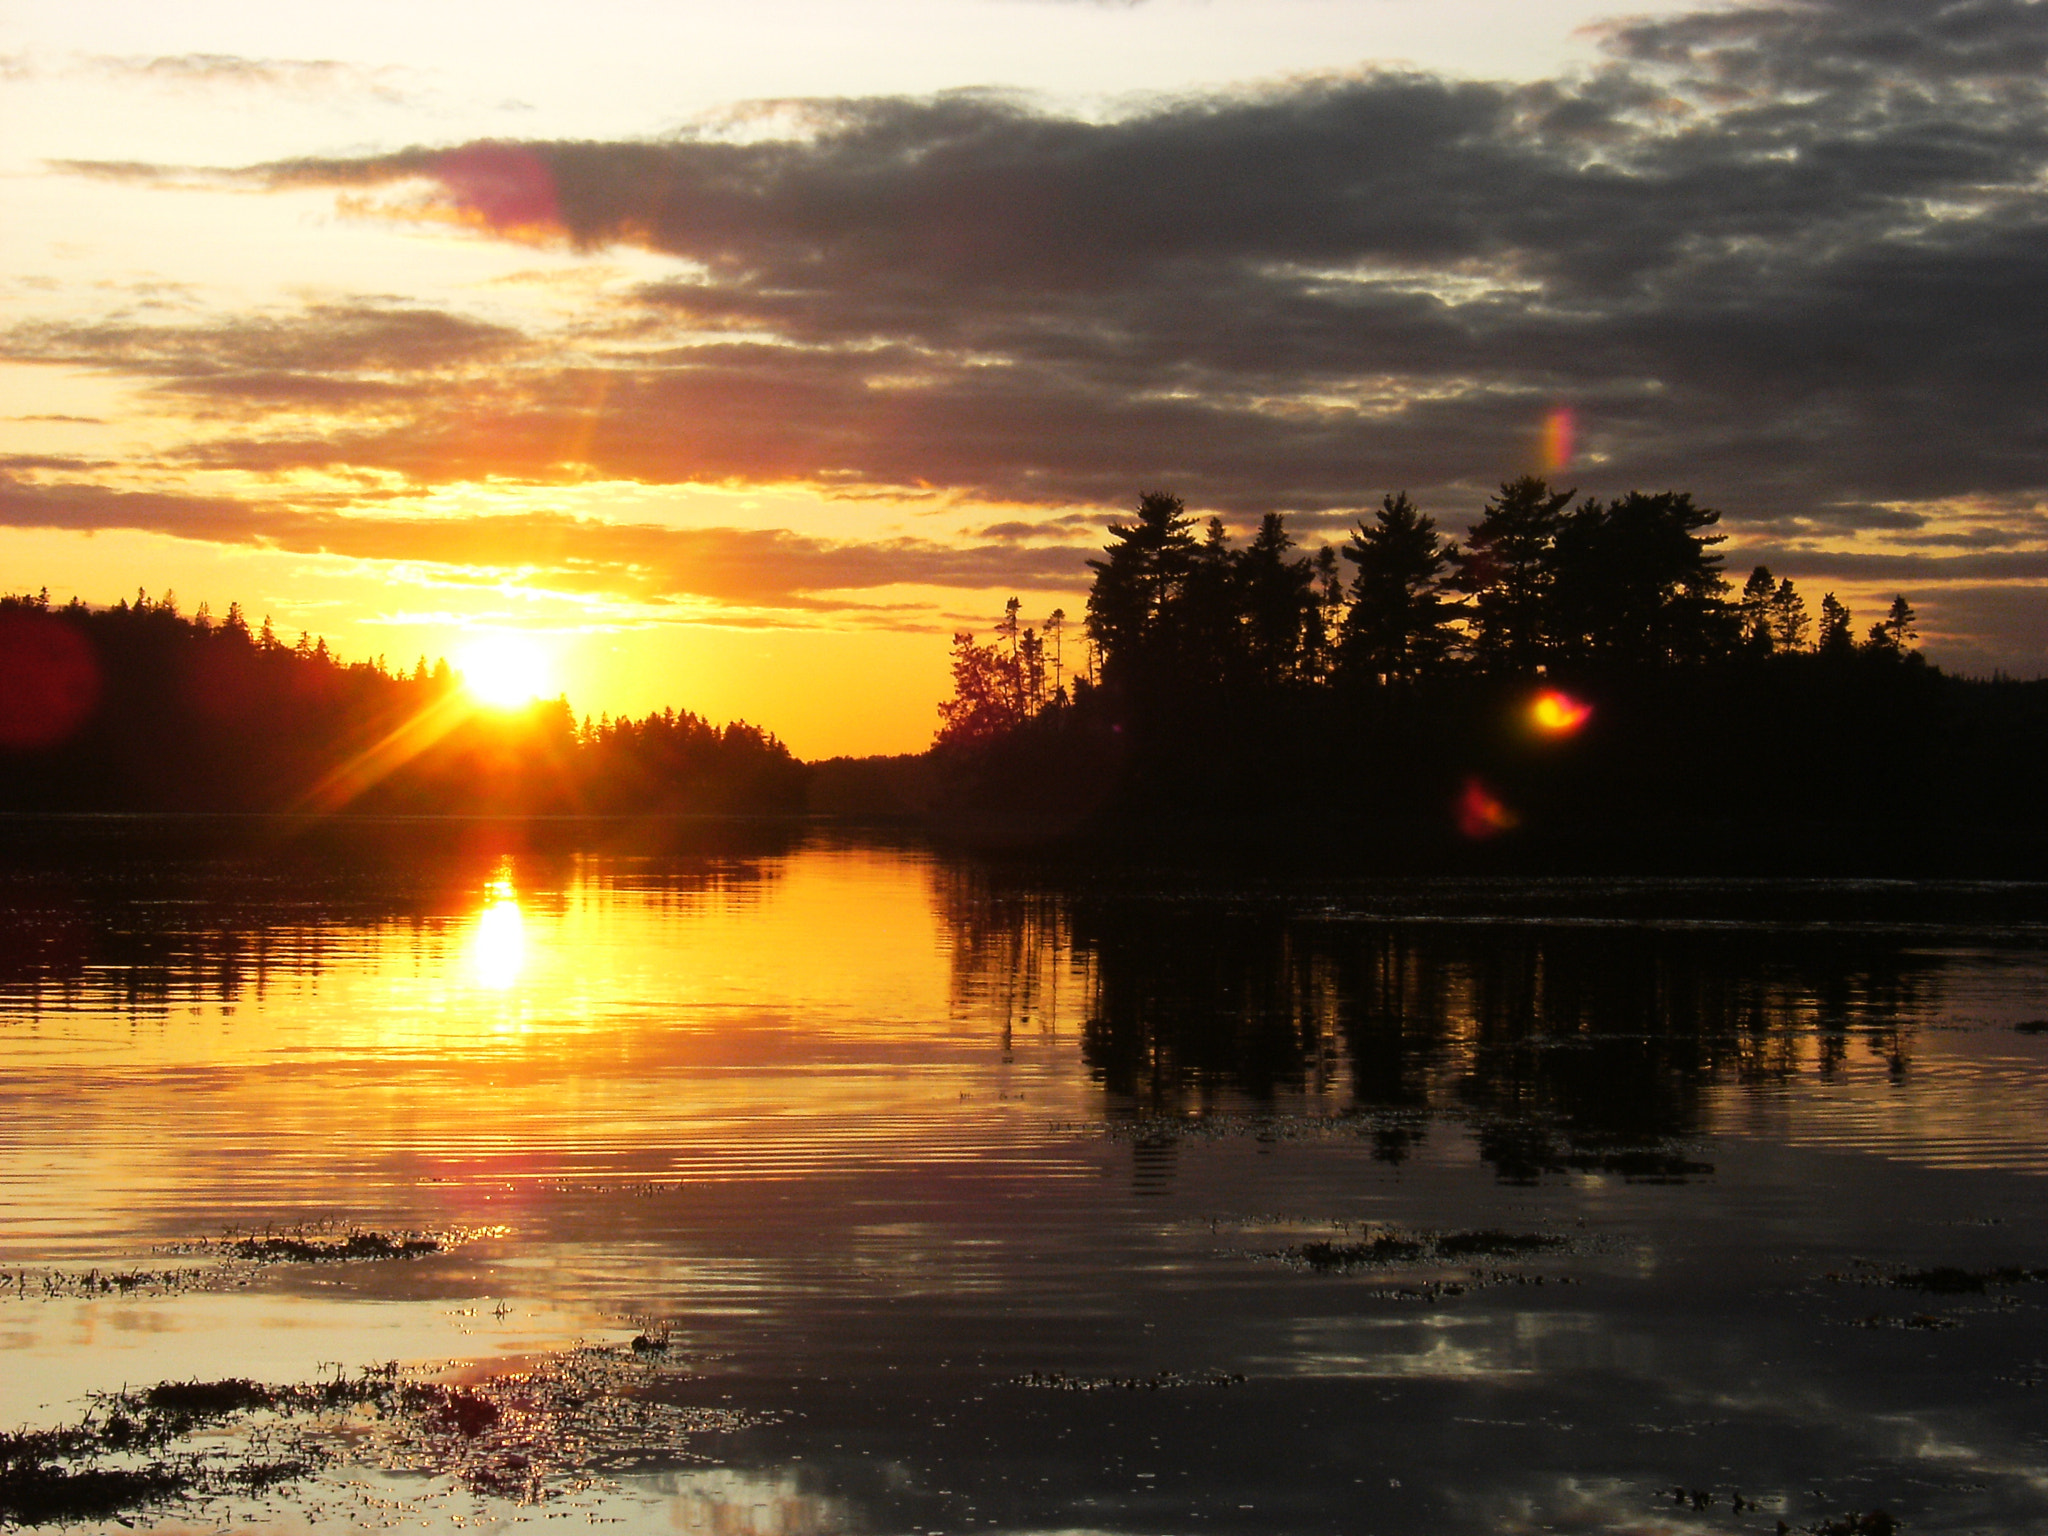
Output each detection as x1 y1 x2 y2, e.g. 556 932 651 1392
3 824 2048 1534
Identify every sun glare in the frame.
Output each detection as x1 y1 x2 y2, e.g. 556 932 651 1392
456 633 554 709
470 870 528 991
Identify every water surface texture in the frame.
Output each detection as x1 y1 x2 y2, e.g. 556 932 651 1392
3 827 2047 1534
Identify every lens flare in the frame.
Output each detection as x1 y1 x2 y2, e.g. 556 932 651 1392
436 142 562 238
1530 688 1592 736
1456 777 1518 838
1540 405 1575 475
0 611 100 749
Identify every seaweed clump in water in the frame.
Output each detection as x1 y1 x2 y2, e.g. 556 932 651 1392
0 1349 767 1527
228 1230 442 1263
1809 1512 1896 1536
1291 1227 1567 1272
0 1378 316 1527
0 1425 193 1527
1891 1264 2048 1294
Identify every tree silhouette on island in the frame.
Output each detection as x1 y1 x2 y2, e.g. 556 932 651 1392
1 478 2041 873
931 481 2044 871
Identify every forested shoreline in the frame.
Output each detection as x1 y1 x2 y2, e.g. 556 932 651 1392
917 480 2048 869
0 590 806 817
4 469 2046 874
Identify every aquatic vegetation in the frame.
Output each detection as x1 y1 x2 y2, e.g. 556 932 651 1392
225 1230 442 1263
1289 1227 1568 1273
0 1347 767 1527
1891 1265 2048 1294
1008 1369 1245 1393
3 1227 496 1308
1809 1512 1897 1536
1295 1233 1426 1269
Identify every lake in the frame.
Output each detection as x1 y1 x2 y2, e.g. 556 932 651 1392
2 821 2047 1534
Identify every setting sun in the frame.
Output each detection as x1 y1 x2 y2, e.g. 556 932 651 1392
456 633 555 709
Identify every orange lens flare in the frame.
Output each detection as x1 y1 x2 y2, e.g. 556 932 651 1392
1531 688 1592 736
1540 405 1575 475
1456 776 1518 838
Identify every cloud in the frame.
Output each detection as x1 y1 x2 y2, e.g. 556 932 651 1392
157 9 2040 527
85 53 413 102
22 0 2048 672
0 474 1087 611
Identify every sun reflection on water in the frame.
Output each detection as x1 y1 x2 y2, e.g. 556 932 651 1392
470 864 527 991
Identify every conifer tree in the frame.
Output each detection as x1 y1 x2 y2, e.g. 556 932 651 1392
1339 492 1457 682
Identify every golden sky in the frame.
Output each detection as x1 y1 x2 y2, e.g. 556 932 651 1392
4 0 2046 757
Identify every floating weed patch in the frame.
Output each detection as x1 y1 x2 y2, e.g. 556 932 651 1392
0 1345 768 1526
1809 1511 1897 1536
0 1456 193 1528
3 1265 205 1301
5 1225 509 1304
1892 1265 2048 1294
1820 1261 2048 1295
226 1231 442 1264
1435 1229 1570 1260
1285 1226 1569 1275
362 1346 768 1501
1296 1234 1426 1270
1008 1369 1245 1393
1358 1281 1468 1303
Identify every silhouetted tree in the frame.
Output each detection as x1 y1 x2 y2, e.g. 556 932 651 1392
1881 594 1919 653
1085 491 1197 683
1238 512 1319 687
1175 517 1243 686
1817 593 1855 656
1739 566 1777 655
1549 491 1729 664
936 631 1029 748
1338 492 1458 682
1453 477 1573 671
1769 578 1809 653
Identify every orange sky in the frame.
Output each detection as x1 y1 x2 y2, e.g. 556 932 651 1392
4 0 2045 756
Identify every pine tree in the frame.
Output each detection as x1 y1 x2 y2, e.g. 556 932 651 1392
1769 578 1809 653
1452 477 1572 671
1339 492 1457 682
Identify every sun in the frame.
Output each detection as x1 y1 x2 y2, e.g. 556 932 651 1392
455 632 554 709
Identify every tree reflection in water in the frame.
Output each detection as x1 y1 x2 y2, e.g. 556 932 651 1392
941 868 1943 1180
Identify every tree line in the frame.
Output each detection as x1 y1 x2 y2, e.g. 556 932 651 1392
941 476 1926 749
0 588 805 815
931 481 2046 868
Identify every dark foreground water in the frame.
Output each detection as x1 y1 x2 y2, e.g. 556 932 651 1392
2 822 2047 1534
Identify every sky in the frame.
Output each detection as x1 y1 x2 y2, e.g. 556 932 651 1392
4 0 2046 758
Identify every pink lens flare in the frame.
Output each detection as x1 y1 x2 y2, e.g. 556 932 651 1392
436 143 561 236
